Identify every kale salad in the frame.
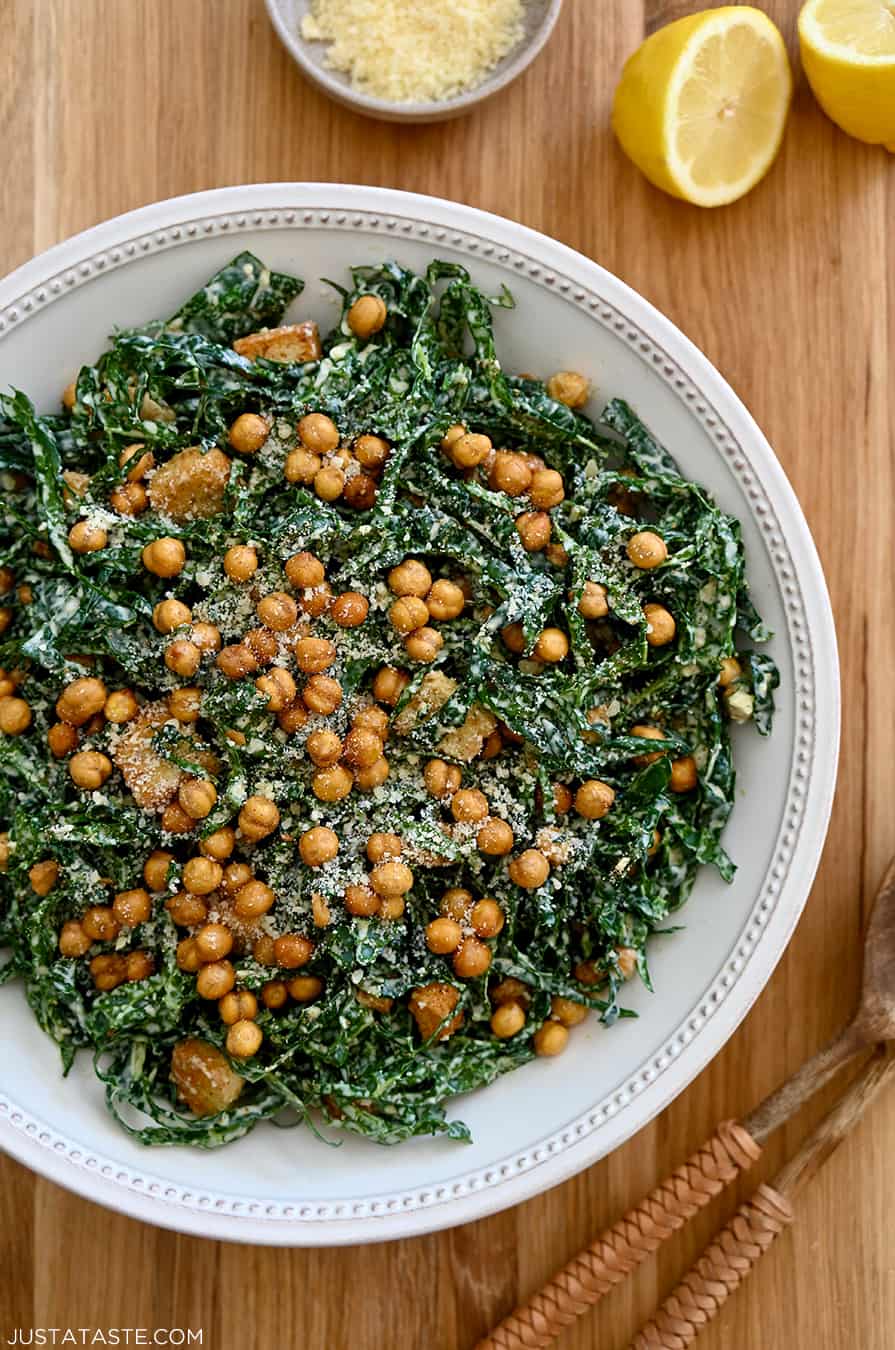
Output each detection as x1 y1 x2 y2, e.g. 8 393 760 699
0 254 778 1147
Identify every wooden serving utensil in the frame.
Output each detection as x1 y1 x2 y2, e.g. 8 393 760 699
477 857 895 1350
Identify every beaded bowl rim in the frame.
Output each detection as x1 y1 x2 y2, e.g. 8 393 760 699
0 185 839 1245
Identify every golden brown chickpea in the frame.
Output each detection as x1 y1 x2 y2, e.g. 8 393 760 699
176 937 202 973
470 898 504 938
533 628 569 664
341 728 382 769
343 473 377 510
119 444 155 481
669 756 698 793
0 693 30 737
90 954 127 991
0 609 11 636
104 689 138 724
62 380 77 410
577 581 609 620
226 1019 263 1059
233 880 275 919
575 779 616 820
476 813 515 855
298 412 340 454
313 465 345 502
0 832 9 873
440 887 473 921
200 826 236 862
223 544 258 582
546 370 589 408
142 537 186 578
109 481 148 516
0 568 13 596
275 701 307 735
616 946 638 979
508 849 551 890
161 801 196 835
197 960 236 1000
68 520 108 553
353 704 390 740
58 920 91 958
274 933 315 969
626 531 667 570
82 905 120 942
143 850 173 891
244 627 279 665
501 622 526 655
515 511 552 552
306 728 343 767
345 884 380 917
424 758 461 799
216 644 259 681
166 892 209 927
529 469 565 509
238 795 281 842
178 778 217 820
294 636 336 674
404 626 443 663
354 434 390 472
372 665 409 706
299 826 339 867
222 861 253 895
389 595 430 634
426 579 465 621
440 423 466 452
648 829 662 858
453 938 492 979
298 580 333 618
481 729 503 760
285 551 325 589
165 638 201 678
546 543 570 568
354 756 389 791
491 1001 526 1039
489 451 533 497
644 603 676 647
28 860 59 895
219 990 259 1025
124 952 154 985
718 656 742 688
257 590 298 632
631 724 665 766
303 674 343 715
69 749 112 789
288 974 324 1003
182 856 223 896
55 677 107 727
534 1021 569 1057
312 763 354 802
191 621 222 654
366 832 402 864
168 686 202 722
261 979 289 1009
331 591 369 628
450 432 491 468
255 666 297 712
47 721 78 757
348 293 387 338
550 996 589 1027
552 783 573 815
112 888 151 926
381 895 406 920
370 860 414 898
388 559 432 598
227 413 269 454
451 788 490 823
284 446 321 484
425 917 463 954
195 922 234 962
252 935 276 966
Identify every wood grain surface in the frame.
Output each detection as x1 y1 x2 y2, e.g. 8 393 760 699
1 2 893 1348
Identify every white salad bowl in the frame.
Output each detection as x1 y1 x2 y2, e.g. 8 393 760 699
0 184 839 1245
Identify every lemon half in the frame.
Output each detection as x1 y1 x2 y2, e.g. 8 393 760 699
799 0 895 149
612 7 793 207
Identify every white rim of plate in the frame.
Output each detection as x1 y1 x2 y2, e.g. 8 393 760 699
0 184 839 1245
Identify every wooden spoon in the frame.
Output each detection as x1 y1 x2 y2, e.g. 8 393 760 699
477 857 895 1350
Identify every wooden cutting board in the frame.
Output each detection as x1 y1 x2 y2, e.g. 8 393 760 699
1 2 893 1347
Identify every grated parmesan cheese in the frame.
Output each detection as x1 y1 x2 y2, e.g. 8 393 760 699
300 0 526 104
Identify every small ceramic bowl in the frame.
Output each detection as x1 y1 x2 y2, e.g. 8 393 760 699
264 0 564 122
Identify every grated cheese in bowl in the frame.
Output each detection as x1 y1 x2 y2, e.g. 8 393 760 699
300 0 527 105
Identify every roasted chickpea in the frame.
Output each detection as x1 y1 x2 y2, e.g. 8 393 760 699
222 861 253 895
450 432 491 468
501 622 526 655
104 689 139 724
294 636 335 674
69 749 112 789
112 888 151 926
534 1021 569 1057
143 850 173 891
200 826 236 862
299 826 339 867
250 664 294 713
354 756 389 791
575 779 616 820
223 544 258 582
451 788 489 823
425 917 463 954
481 729 503 760
288 975 324 1003
477 818 515 856
261 980 289 1009
388 560 432 598
440 887 473 921
353 704 390 740
552 783 573 814
47 721 78 757
440 424 466 452
303 674 343 715
546 543 569 568
298 579 333 618
489 451 533 497
670 756 698 793
551 996 589 1027
197 960 236 1000
578 581 609 620
119 444 154 481
644 603 676 647
617 946 638 979
124 952 155 985
178 778 217 821
274 933 315 969
404 626 443 663
182 856 223 896
82 905 120 942
226 1019 263 1059
533 628 569 664
142 537 186 578
389 595 429 634
216 644 259 680
470 898 504 938
345 884 380 917
56 676 107 727
227 413 269 454
28 859 59 896
340 726 383 775
238 795 280 842
109 481 148 516
0 609 11 635
453 938 492 979
0 693 30 738
424 758 461 799
626 531 667 570
219 990 259 1025
366 832 402 864
257 590 298 632
348 293 387 338
331 591 369 628
165 638 201 678
285 551 325 589
161 801 196 834
176 937 202 972
631 725 665 766
58 920 91 958
515 511 552 552
370 860 413 897
166 892 209 927
529 468 565 509
372 666 409 706
252 935 276 966
344 473 377 510
546 370 589 408
90 954 127 991
0 832 9 873
191 622 222 654
719 657 742 688
354 434 390 472
312 763 354 802
426 579 465 621
313 466 345 502
508 849 550 889
168 686 201 723
244 627 279 665
192 922 232 963
284 446 321 484
233 880 275 919
491 1001 526 1039
69 520 107 553
298 413 340 454
305 729 342 768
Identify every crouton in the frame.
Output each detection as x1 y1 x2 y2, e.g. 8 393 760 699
170 1039 244 1117
148 446 231 522
113 700 182 811
409 982 463 1042
436 703 498 761
392 670 457 735
233 322 322 364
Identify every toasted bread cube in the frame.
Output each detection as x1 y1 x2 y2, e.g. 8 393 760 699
409 982 463 1042
233 322 322 364
170 1038 244 1116
148 446 231 522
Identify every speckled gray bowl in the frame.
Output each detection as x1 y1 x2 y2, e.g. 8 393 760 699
264 0 564 122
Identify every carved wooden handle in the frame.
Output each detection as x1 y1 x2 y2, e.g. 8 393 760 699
475 1121 761 1350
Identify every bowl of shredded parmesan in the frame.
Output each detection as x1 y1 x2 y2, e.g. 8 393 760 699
265 0 563 121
